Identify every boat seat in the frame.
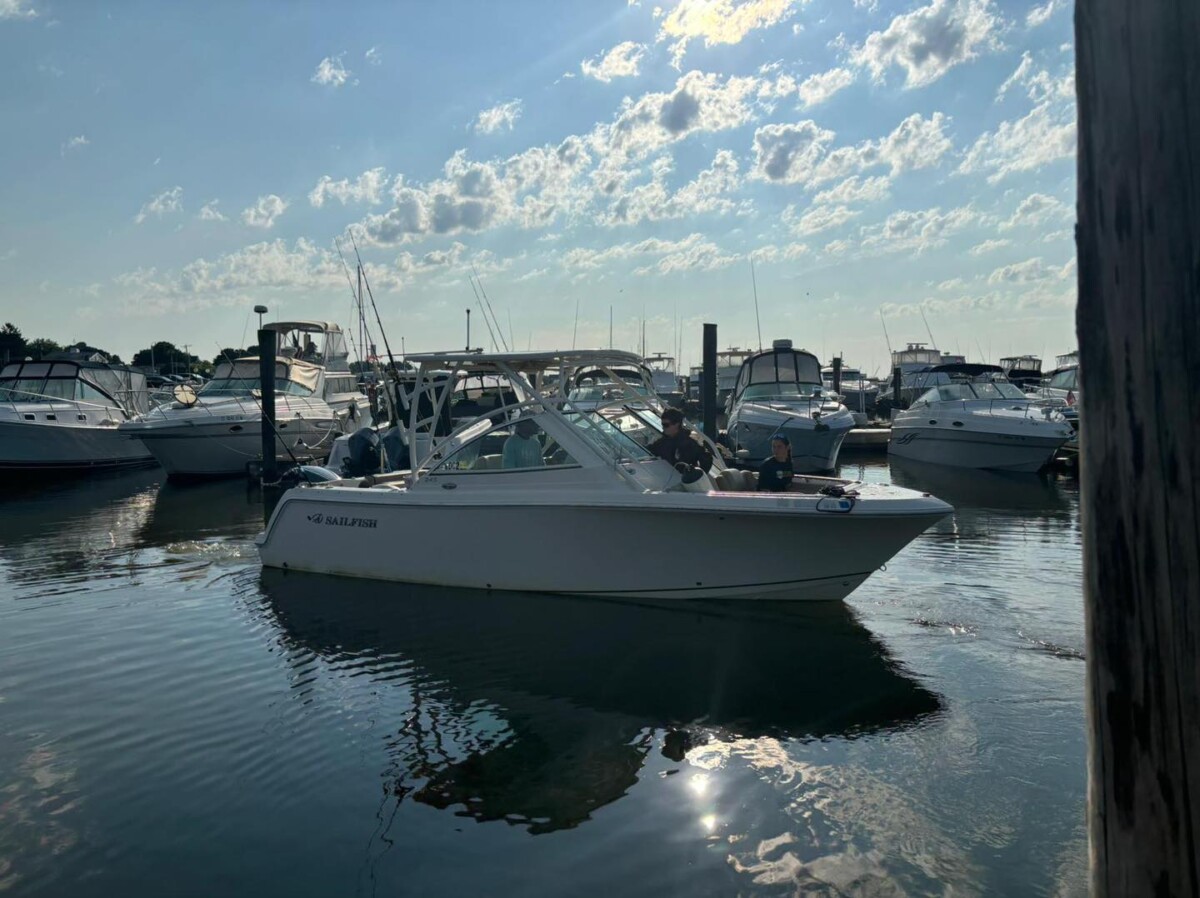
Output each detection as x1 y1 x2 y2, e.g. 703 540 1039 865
713 469 743 491
739 470 759 490
471 454 503 470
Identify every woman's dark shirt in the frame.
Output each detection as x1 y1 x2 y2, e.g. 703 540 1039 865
756 456 794 492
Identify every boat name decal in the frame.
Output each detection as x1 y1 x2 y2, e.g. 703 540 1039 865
305 512 378 529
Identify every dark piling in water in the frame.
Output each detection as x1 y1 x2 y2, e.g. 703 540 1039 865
832 356 842 396
701 323 717 439
257 328 278 486
1076 0 1200 891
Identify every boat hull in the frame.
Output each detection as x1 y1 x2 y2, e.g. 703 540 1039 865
0 419 154 471
727 412 854 473
128 418 339 477
256 489 947 601
888 425 1066 473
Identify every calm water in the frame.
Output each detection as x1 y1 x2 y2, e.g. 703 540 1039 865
0 458 1086 897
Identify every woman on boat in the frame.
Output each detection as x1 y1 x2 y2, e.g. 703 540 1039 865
756 435 794 492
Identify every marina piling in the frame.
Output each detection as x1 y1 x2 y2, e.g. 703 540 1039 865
1076 0 1200 892
257 328 277 485
702 323 717 439
832 356 842 396
892 366 902 409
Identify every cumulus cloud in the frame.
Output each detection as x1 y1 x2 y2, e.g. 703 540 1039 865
999 192 1071 230
811 175 891 205
860 204 980 253
784 202 859 236
959 102 1075 182
656 0 809 69
797 67 854 108
969 237 1010 255
365 46 382 66
987 255 1073 284
309 168 389 207
752 112 951 185
563 233 738 276
850 0 1000 88
581 41 647 82
473 99 523 135
1026 0 1066 28
0 0 37 19
198 200 227 222
311 55 351 87
60 134 88 156
996 52 1073 104
599 149 745 226
135 186 183 224
112 238 399 316
241 194 289 229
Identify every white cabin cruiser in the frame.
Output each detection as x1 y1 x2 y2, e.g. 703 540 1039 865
822 364 879 424
644 353 684 406
888 365 1074 472
0 356 154 471
256 349 951 601
725 341 855 473
120 322 364 478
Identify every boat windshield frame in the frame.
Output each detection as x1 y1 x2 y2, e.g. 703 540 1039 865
917 380 1030 403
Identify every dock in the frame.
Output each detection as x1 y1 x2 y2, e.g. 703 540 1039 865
842 427 890 452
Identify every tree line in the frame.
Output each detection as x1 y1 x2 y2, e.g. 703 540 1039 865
0 322 247 376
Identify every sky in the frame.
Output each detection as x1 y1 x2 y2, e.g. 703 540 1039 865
0 0 1077 375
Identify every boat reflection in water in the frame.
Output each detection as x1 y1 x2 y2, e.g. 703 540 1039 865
136 478 266 547
887 456 1070 516
261 571 942 833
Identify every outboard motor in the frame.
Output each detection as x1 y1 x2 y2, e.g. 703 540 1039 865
379 426 408 472
341 427 382 477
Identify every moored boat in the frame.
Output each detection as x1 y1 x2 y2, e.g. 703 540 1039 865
256 349 951 601
725 340 855 473
0 355 155 471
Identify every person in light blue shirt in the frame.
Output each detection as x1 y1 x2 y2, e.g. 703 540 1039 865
502 417 544 469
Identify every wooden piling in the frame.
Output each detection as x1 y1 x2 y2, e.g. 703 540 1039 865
1076 0 1200 893
257 328 278 485
702 324 717 439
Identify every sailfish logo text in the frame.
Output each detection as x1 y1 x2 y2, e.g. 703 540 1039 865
306 512 377 529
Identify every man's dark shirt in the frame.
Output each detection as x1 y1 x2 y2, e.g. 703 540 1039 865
648 426 714 471
756 456 794 492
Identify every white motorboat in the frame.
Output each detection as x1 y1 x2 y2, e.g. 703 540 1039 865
0 355 155 471
643 353 684 406
120 322 365 478
565 359 658 413
725 341 855 473
256 349 951 601
888 366 1074 472
822 363 879 424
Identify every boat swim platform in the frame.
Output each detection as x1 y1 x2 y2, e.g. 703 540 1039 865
841 427 891 452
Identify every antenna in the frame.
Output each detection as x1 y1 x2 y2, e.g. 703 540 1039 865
879 308 894 356
465 308 471 351
471 266 509 352
918 305 937 349
750 257 763 352
572 297 580 350
609 305 613 350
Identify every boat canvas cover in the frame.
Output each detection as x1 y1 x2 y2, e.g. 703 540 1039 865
0 360 149 415
80 365 150 415
737 350 822 395
214 359 321 392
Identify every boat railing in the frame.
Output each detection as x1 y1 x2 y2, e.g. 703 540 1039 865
922 398 1068 420
0 387 130 422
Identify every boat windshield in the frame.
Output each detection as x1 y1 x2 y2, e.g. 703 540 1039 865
742 382 823 400
568 382 649 402
0 376 110 404
562 410 652 461
921 381 1030 403
199 377 314 398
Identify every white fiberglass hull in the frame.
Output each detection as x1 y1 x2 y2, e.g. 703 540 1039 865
727 405 855 473
124 416 340 477
0 419 153 471
257 486 949 600
888 424 1067 473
